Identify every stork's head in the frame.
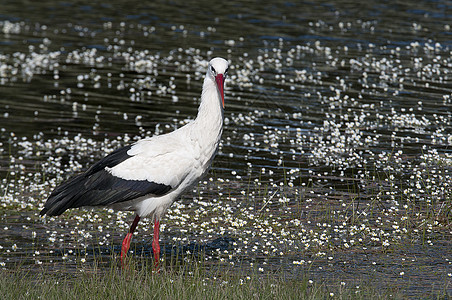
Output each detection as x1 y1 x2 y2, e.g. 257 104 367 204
208 57 229 108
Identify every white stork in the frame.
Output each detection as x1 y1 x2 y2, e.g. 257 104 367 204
40 57 229 268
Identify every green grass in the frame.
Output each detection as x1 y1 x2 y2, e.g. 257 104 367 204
0 259 396 300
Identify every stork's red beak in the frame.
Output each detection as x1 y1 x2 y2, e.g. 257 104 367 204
215 74 225 108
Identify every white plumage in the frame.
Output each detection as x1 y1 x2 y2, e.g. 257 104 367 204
41 57 229 267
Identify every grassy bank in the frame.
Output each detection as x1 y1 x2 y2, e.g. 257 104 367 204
1 260 397 300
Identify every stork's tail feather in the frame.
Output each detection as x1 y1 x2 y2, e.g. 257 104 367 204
40 175 86 216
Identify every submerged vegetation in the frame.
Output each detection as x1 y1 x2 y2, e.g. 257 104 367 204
1 152 451 298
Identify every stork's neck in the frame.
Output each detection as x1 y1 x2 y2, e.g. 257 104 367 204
193 75 224 133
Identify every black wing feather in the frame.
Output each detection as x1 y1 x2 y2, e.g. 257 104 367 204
85 144 133 175
40 145 172 216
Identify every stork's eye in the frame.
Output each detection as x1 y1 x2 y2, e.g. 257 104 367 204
224 67 229 76
210 66 217 75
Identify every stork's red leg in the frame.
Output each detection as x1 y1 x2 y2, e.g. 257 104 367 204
152 220 160 269
121 215 140 265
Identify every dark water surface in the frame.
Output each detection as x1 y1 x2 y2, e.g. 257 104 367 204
1 0 451 298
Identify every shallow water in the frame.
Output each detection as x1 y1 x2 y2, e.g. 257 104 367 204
1 0 451 297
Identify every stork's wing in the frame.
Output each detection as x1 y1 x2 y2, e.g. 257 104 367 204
106 134 196 188
40 134 195 216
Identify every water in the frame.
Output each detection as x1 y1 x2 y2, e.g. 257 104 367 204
1 0 451 297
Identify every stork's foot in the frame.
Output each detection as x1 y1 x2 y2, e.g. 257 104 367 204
120 215 141 268
152 240 160 270
152 220 161 271
120 232 133 267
